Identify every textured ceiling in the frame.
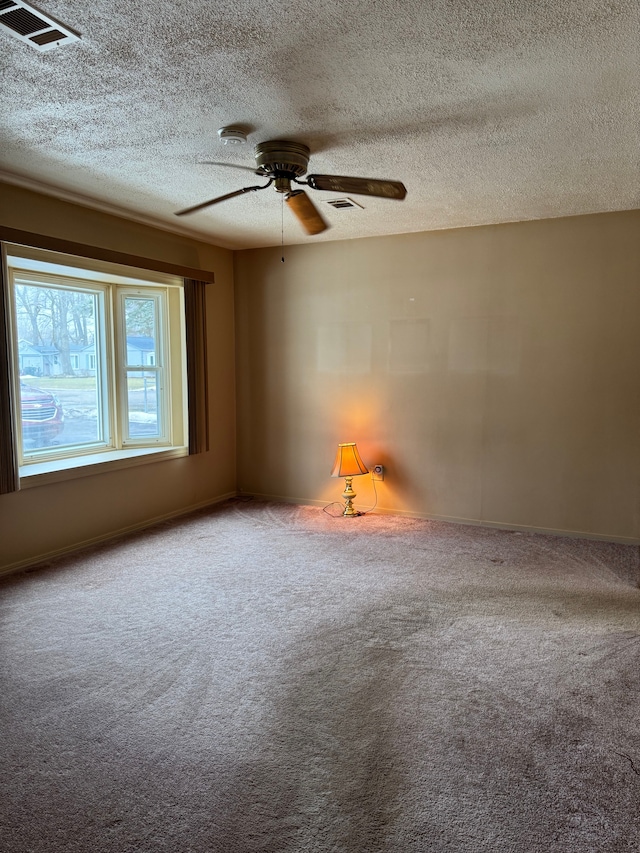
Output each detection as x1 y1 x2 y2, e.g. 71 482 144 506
1 0 638 250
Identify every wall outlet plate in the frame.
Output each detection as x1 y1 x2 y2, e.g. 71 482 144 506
372 464 384 481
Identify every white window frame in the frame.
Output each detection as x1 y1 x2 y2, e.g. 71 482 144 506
5 245 188 486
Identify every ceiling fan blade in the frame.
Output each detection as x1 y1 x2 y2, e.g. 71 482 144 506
285 190 329 236
306 174 407 200
175 183 270 216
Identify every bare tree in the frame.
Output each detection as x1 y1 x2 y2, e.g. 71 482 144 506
15 285 47 345
125 297 155 337
15 284 95 375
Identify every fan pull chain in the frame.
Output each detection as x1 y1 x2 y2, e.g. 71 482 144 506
281 195 285 263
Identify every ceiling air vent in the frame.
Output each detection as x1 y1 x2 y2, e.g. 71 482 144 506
325 198 364 211
0 0 80 51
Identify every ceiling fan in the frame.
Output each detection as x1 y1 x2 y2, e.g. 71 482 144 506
175 139 407 236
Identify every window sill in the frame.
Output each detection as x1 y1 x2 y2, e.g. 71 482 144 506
19 445 189 489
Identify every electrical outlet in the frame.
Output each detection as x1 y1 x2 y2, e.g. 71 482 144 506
371 464 384 481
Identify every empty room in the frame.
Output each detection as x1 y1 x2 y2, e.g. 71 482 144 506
1 1 639 850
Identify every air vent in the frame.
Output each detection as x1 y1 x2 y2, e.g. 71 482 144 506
325 198 364 210
0 0 80 51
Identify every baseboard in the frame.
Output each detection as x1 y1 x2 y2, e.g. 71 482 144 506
4 490 637 579
0 492 238 578
242 492 640 546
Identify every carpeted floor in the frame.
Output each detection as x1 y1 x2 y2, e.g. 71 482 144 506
1 499 639 852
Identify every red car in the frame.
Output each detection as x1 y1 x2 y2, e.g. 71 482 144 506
20 381 64 448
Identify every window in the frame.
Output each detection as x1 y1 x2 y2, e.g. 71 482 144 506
5 245 188 479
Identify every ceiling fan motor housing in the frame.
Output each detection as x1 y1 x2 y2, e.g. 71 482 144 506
254 141 310 186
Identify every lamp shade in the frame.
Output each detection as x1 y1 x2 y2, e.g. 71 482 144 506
331 442 369 478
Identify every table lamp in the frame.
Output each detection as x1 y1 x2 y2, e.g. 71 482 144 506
331 442 369 517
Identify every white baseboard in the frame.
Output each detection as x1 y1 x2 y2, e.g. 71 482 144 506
243 492 640 546
4 490 637 579
0 492 237 578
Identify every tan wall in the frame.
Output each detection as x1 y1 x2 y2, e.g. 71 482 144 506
235 210 640 542
0 183 236 572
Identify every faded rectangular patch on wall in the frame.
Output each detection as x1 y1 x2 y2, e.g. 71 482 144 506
317 322 373 374
388 319 430 373
448 318 490 373
448 318 521 374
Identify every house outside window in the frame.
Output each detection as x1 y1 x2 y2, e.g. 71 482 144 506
6 245 188 477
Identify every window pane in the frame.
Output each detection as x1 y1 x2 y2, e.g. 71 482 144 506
126 371 160 438
124 297 156 367
8 246 185 473
15 284 104 452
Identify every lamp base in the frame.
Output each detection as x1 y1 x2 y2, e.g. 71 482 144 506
341 477 361 517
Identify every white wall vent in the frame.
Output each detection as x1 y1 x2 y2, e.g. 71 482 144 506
324 198 364 210
0 0 80 51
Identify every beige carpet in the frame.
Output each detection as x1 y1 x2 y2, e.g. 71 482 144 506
1 499 639 852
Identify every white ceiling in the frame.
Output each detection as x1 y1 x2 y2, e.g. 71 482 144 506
1 0 638 250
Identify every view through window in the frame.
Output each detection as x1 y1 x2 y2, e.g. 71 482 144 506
7 246 187 472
